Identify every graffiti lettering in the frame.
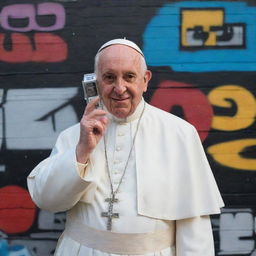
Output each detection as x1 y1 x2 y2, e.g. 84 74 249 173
0 33 67 63
182 9 224 47
0 3 65 32
10 240 56 255
149 80 213 141
3 88 78 149
38 211 65 230
207 85 256 171
219 209 255 254
143 1 255 72
181 9 245 48
0 3 67 63
208 139 256 171
211 24 244 46
208 85 256 131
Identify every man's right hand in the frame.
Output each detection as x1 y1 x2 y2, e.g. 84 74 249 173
76 97 108 163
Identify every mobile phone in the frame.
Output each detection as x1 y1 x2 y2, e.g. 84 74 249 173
82 73 98 103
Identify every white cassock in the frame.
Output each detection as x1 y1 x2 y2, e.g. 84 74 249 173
27 99 224 256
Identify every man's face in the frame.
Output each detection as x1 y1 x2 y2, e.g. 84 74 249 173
96 45 152 119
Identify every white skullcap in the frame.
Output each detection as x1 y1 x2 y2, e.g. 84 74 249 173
97 38 144 57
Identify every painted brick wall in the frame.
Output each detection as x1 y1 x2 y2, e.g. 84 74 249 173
0 0 255 255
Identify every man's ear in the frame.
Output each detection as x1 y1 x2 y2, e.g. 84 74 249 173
143 70 152 92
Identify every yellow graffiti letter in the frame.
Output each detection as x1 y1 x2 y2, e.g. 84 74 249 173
181 9 224 46
208 85 256 131
208 139 256 171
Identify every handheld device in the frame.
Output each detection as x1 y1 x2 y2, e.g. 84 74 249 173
82 73 99 104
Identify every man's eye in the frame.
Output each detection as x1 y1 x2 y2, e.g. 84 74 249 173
103 74 115 82
125 73 136 81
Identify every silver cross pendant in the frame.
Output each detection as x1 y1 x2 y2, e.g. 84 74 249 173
101 194 119 231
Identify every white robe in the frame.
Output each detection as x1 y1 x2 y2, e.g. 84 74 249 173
27 100 224 255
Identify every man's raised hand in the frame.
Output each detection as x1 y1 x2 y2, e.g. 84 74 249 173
76 97 108 163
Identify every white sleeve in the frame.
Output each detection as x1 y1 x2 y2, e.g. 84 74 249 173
176 215 215 255
27 129 96 213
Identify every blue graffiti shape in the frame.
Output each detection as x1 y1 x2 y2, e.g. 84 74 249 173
0 240 31 256
143 1 256 72
0 240 8 256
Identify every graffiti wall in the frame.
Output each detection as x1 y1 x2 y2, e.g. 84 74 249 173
0 0 255 255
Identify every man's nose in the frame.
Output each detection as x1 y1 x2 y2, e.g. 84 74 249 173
114 79 126 94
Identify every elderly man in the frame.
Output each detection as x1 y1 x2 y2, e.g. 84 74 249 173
27 39 224 255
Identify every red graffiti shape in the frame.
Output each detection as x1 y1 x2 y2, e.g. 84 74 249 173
32 33 67 62
149 80 213 141
0 33 67 63
0 185 36 234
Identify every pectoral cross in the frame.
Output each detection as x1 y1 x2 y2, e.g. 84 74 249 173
101 194 119 231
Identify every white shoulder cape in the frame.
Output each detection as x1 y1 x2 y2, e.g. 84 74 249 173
136 104 224 220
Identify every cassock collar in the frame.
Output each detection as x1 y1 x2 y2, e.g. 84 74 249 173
104 98 145 124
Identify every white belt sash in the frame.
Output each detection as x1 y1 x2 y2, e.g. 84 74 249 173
64 219 175 254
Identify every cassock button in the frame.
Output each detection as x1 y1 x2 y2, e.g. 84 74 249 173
116 147 121 151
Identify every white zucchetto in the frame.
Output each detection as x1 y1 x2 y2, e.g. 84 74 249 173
97 38 144 57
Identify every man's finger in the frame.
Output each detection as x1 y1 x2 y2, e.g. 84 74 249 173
84 96 101 114
99 116 108 125
85 109 107 118
91 119 105 136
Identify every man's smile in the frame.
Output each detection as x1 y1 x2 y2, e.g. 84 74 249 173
111 97 130 102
